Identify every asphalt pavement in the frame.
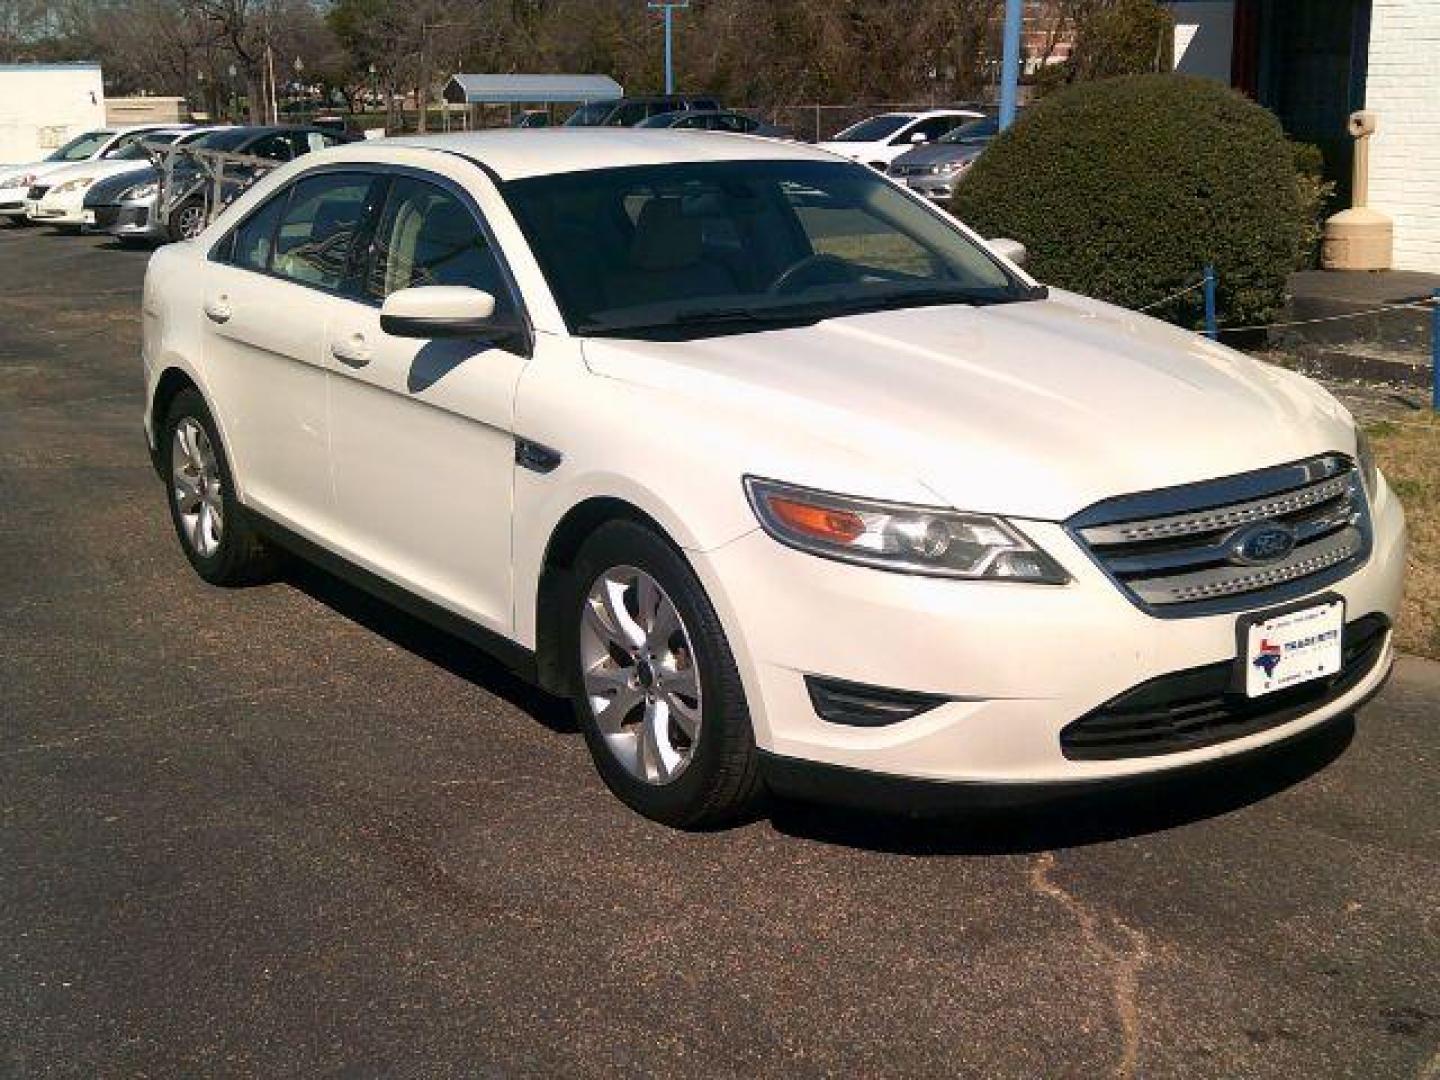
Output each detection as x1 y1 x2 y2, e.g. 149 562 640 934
1 224 1437 1079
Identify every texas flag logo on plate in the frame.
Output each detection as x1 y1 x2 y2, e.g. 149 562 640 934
1252 639 1284 679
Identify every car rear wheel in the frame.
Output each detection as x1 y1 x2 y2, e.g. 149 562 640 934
571 520 763 828
162 388 274 585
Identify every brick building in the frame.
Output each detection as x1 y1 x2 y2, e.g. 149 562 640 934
1169 0 1439 272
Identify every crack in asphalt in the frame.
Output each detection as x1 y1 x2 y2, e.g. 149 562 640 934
1030 851 1151 1079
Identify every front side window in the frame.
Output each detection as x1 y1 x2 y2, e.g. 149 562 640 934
894 116 971 145
270 173 376 289
504 159 1035 337
362 176 509 312
46 131 112 162
565 100 617 127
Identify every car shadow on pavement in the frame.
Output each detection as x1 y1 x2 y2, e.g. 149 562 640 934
280 558 577 736
765 716 1355 856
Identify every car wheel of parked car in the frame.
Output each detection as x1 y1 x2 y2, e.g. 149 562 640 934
168 198 206 242
162 388 274 585
571 520 764 828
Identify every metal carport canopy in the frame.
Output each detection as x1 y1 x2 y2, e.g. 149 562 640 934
443 74 623 105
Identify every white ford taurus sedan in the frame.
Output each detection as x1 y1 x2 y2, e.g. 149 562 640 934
142 130 1406 826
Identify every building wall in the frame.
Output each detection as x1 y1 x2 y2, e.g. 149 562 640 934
1364 0 1440 271
0 63 106 165
105 97 191 126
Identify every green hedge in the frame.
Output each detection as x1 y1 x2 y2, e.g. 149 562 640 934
952 74 1303 329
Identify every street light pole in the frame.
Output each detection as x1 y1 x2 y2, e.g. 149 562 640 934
647 1 689 95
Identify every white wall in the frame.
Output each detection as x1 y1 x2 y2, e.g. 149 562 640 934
1171 2 1236 82
1364 0 1440 272
0 64 107 165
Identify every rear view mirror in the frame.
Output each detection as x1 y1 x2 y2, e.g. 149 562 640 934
987 237 1027 268
380 286 503 339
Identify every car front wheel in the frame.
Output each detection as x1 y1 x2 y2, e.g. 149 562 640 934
571 520 763 828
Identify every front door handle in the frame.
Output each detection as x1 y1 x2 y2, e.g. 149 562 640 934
203 296 232 324
330 334 372 368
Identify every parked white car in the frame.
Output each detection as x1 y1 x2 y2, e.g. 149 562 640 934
24 127 194 229
0 125 177 223
815 109 985 171
142 131 1405 826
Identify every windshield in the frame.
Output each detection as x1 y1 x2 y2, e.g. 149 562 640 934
829 115 912 143
939 117 1000 145
114 132 180 160
190 129 253 151
46 131 112 162
565 101 617 127
503 159 1039 338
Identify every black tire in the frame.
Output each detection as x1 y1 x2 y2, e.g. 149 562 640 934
570 520 764 828
167 198 205 243
161 387 275 586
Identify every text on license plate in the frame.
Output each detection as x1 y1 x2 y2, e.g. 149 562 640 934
1245 600 1344 698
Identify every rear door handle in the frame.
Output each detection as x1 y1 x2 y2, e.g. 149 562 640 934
203 297 232 324
330 334 372 368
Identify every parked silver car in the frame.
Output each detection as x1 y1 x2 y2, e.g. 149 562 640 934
887 115 1005 201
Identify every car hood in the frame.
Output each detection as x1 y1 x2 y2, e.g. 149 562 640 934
891 143 984 167
87 166 159 203
0 159 82 187
580 290 1355 521
33 158 151 188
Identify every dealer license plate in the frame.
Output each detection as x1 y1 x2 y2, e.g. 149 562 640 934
1243 600 1345 698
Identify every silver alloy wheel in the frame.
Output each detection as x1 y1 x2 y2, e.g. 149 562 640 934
170 417 223 558
580 565 702 785
177 203 205 239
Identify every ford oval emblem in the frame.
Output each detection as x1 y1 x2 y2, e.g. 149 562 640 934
1229 522 1298 566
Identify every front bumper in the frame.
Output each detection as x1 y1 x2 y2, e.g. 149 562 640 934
899 175 958 201
85 199 161 239
693 475 1406 788
0 187 28 216
26 192 86 224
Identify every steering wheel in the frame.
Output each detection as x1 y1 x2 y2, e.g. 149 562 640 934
767 253 862 296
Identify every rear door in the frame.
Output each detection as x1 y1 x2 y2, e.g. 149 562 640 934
322 170 529 634
201 169 381 535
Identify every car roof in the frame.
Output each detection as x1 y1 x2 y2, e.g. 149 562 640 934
363 129 836 180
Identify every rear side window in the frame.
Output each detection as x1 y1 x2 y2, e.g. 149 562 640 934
230 193 287 271
362 176 509 312
271 173 376 289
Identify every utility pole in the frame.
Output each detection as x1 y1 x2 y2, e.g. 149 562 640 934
998 0 1022 131
647 1 689 95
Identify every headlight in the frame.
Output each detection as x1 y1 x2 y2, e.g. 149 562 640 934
122 181 158 201
4 172 37 189
53 176 94 194
744 477 1069 583
1355 427 1380 498
932 161 964 175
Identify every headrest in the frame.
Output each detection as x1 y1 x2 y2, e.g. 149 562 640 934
628 197 702 271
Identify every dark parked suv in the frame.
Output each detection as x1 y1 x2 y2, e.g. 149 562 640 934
564 95 721 127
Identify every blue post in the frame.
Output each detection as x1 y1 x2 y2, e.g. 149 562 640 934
1432 287 1438 412
649 1 689 95
999 0 1022 131
1203 264 1218 340
663 6 674 94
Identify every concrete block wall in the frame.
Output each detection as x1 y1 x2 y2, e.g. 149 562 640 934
1364 0 1440 272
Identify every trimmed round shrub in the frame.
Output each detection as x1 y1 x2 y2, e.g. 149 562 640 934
952 74 1303 329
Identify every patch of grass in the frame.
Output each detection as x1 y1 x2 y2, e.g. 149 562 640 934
1368 415 1440 659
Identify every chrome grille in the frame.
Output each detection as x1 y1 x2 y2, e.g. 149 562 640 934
1069 455 1371 617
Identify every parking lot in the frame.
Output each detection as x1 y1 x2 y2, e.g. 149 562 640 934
1 224 1437 1078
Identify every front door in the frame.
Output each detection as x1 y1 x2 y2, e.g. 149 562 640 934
324 173 529 635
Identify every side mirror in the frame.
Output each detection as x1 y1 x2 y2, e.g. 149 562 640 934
380 286 505 339
910 130 929 143
987 237 1027 268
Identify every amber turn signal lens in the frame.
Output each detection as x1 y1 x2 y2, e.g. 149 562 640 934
765 496 866 543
